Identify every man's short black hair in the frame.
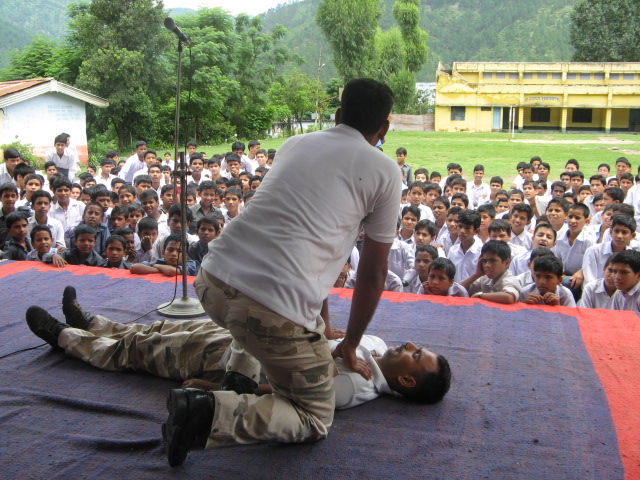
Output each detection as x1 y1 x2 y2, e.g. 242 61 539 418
457 210 480 229
611 213 637 233
400 354 452 405
30 224 52 242
340 78 394 136
415 219 436 237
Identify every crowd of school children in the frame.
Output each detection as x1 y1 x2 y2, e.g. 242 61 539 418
1 133 640 312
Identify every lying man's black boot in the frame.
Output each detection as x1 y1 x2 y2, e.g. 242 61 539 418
220 371 258 395
162 388 215 467
26 306 69 349
62 286 93 330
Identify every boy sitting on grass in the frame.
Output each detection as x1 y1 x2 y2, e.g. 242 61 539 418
461 240 521 305
519 255 576 307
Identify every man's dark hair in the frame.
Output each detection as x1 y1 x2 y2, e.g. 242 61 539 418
339 78 394 136
611 213 637 233
399 354 452 405
401 205 421 221
105 234 127 250
457 210 480 229
489 219 512 236
30 224 53 242
415 219 436 237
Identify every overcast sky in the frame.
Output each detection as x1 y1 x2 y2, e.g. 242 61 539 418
163 0 302 16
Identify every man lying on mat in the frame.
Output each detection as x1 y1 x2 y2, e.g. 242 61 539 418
25 286 451 413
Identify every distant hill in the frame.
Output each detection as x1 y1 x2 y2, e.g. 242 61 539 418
0 0 76 67
262 0 578 82
1 0 578 83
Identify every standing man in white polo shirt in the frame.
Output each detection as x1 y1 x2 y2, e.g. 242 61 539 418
162 78 401 466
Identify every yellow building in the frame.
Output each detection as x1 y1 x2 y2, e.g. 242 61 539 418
435 62 640 133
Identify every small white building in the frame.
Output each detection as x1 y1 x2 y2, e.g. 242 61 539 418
0 78 108 164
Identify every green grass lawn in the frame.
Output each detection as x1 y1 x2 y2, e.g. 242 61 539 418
203 131 640 183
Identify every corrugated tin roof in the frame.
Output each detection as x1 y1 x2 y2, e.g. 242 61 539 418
0 77 109 108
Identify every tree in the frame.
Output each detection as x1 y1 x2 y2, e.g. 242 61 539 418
268 69 322 133
67 0 172 150
316 0 381 82
570 0 640 62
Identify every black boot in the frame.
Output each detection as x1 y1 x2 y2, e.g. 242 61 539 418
220 371 258 395
26 306 69 349
162 388 215 467
62 286 93 330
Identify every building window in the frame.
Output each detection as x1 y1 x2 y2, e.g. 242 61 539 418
580 73 590 80
567 73 577 79
480 107 491 112
610 73 619 80
595 73 605 80
509 73 518 79
538 72 547 79
624 73 634 80
531 108 551 122
451 107 466 121
495 72 505 79
483 72 492 79
552 72 562 79
523 72 533 79
572 108 593 123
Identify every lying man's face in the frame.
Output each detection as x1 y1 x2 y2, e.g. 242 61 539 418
378 342 438 384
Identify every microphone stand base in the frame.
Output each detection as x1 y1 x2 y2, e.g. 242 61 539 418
157 297 206 318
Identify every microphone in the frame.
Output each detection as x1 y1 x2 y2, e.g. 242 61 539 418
164 18 191 46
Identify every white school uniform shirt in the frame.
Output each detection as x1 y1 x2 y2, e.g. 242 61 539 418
433 224 453 255
27 215 65 249
344 270 403 293
120 154 145 183
515 270 534 289
387 238 415 281
49 199 85 231
467 182 491 209
0 163 15 184
519 283 576 307
448 236 483 283
495 210 509 220
611 281 640 312
45 147 80 181
399 203 435 223
510 230 533 251
553 228 595 274
468 269 522 299
96 174 117 188
582 242 632 285
578 279 614 309
417 281 468 297
509 250 531 276
328 335 396 409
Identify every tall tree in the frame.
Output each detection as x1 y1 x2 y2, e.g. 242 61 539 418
316 0 382 82
268 69 324 134
570 0 640 62
67 0 172 150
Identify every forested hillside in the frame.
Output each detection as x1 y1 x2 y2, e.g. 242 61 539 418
2 0 577 81
263 0 577 81
0 0 75 67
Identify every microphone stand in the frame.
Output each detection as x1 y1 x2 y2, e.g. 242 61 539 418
158 38 204 318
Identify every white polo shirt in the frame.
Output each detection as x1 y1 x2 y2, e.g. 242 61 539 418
200 124 401 328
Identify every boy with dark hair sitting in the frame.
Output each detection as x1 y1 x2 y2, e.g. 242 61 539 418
97 235 132 269
113 227 137 264
29 190 66 250
188 216 220 271
514 247 556 289
509 203 534 250
609 250 640 311
519 255 576 307
131 233 197 276
134 216 159 263
579 257 617 309
27 225 67 266
0 182 19 245
461 240 521 305
0 211 31 260
406 245 438 293
61 224 102 266
582 213 636 285
421 257 468 297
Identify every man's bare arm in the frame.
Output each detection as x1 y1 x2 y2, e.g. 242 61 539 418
333 234 391 380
